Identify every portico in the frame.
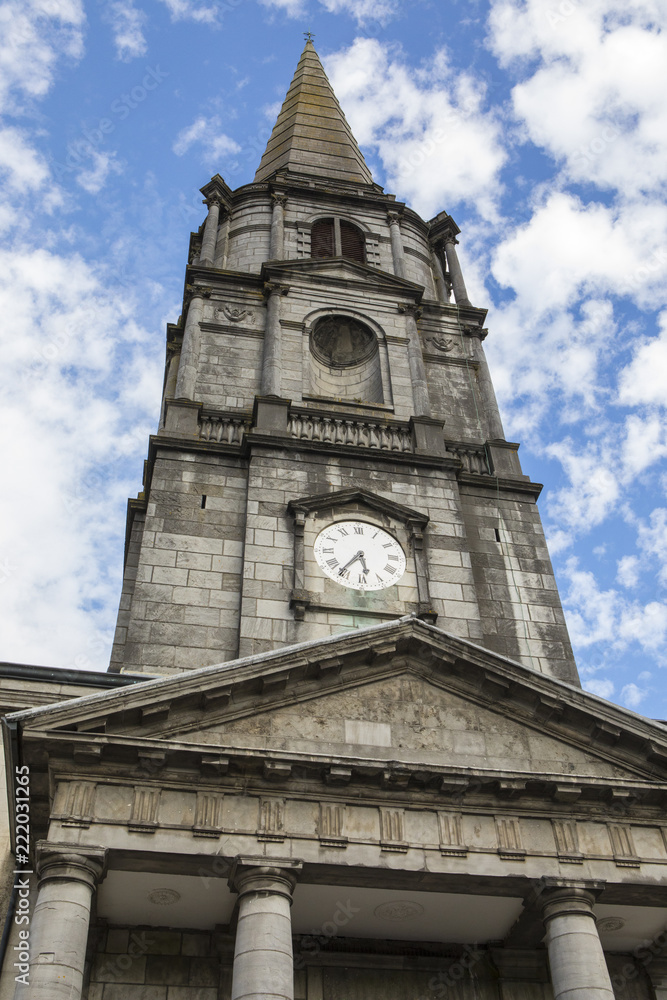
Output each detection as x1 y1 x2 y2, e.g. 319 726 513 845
7 618 667 999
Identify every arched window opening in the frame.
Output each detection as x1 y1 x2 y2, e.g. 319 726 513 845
311 218 365 264
309 314 383 404
311 218 335 258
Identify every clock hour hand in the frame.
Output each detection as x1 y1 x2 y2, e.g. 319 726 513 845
338 549 364 575
358 554 369 574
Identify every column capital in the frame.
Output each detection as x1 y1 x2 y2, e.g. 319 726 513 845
538 878 607 923
271 192 288 208
35 841 108 889
462 323 488 341
263 281 290 299
228 856 303 901
185 283 212 302
202 194 223 209
387 209 403 225
398 302 422 320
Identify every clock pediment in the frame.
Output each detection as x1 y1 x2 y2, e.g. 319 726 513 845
288 488 432 621
287 487 429 528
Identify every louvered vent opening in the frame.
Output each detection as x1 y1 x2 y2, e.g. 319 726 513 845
340 220 365 263
311 219 335 258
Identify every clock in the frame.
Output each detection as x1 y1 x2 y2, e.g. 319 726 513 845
313 521 406 591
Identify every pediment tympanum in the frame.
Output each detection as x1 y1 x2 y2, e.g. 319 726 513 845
13 618 667 792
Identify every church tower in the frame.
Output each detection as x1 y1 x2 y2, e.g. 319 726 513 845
109 40 578 686
7 41 667 1000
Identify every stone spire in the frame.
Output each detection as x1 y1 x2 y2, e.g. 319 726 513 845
254 40 374 185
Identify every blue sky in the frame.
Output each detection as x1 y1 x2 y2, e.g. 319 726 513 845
1 0 666 715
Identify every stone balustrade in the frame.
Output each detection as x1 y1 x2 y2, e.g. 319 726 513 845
288 410 414 453
196 405 491 475
199 413 247 444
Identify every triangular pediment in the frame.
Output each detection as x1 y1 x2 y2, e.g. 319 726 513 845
288 487 428 527
261 257 423 299
13 619 667 795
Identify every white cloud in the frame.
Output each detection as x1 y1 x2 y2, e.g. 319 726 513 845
618 312 667 408
157 0 221 23
620 413 667 477
173 115 241 166
561 558 667 661
0 247 162 670
617 555 640 589
258 0 305 13
0 0 85 110
616 600 667 653
544 440 621 537
0 127 49 191
103 0 147 61
76 150 124 194
259 0 398 22
319 0 398 25
621 682 647 710
324 39 507 219
583 678 615 699
636 508 667 586
491 193 667 315
487 0 667 197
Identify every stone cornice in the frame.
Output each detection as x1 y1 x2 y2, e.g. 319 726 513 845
12 619 667 787
259 258 424 301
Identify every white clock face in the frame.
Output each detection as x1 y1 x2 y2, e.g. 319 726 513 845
313 521 406 591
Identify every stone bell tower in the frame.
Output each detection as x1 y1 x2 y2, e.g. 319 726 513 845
8 41 667 1000
109 39 577 684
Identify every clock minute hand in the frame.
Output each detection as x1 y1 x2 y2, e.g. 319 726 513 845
338 550 364 574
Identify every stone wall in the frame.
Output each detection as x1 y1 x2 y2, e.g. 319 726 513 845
83 928 655 1000
85 924 233 1000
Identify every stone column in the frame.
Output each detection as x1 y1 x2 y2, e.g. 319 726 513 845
261 282 288 396
399 303 430 417
15 843 107 1000
229 860 302 1000
430 248 450 303
175 287 207 400
443 236 472 307
541 884 615 1000
199 196 221 267
467 327 505 440
270 194 287 260
388 211 406 278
